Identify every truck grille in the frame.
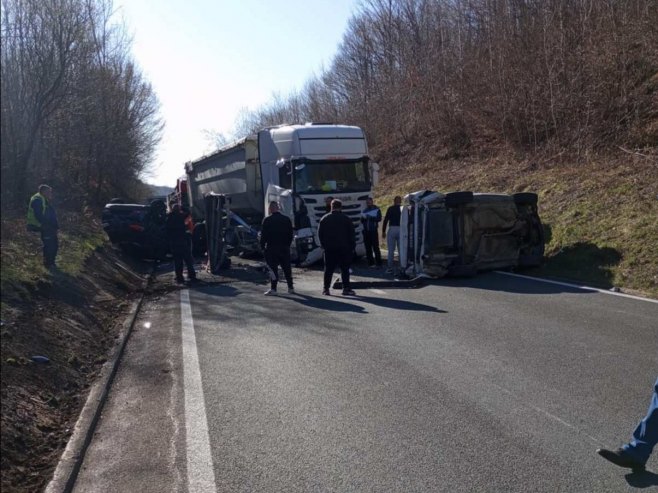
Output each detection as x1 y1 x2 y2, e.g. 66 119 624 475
311 203 364 243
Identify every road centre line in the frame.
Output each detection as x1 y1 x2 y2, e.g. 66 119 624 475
369 288 387 295
495 271 658 304
180 290 218 493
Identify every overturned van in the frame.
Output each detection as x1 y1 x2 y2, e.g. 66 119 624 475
399 191 544 278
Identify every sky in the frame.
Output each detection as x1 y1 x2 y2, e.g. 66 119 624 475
115 0 360 187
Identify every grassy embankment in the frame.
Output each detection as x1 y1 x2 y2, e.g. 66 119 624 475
0 210 106 308
374 150 658 298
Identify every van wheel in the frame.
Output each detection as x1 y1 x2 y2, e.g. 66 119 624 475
513 192 538 206
445 191 474 207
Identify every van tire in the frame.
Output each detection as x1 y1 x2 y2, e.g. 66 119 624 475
513 192 538 206
445 191 474 208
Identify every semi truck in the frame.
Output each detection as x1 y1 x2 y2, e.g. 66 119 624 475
183 123 379 266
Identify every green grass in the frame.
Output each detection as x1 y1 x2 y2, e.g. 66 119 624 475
0 213 106 304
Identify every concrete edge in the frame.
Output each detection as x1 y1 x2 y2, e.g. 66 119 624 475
44 266 156 493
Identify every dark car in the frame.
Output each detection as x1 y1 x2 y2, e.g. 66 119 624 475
101 201 169 259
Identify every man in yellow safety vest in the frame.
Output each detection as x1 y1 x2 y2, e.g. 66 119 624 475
27 184 59 268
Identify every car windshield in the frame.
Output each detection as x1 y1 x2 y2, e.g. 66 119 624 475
293 160 370 193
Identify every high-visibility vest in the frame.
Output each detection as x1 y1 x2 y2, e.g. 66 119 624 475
27 193 47 229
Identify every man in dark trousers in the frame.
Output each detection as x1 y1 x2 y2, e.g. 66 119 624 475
597 377 657 471
318 199 356 296
26 184 59 269
361 196 382 268
382 195 402 274
166 204 197 284
260 201 294 295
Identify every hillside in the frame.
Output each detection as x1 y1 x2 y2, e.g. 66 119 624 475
0 213 149 492
374 148 658 298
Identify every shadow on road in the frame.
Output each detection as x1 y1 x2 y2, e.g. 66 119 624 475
625 470 658 488
290 294 367 313
431 272 598 296
194 283 240 297
354 294 446 313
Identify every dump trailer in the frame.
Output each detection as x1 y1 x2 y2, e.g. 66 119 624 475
399 190 544 278
184 123 379 265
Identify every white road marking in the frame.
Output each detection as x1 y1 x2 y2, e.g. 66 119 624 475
495 271 658 304
491 383 604 445
369 288 387 295
180 290 217 493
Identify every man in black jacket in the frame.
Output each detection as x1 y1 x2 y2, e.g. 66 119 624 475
382 196 402 274
166 205 197 284
318 199 356 296
260 201 294 295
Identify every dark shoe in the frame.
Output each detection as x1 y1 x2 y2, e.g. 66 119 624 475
597 448 645 471
322 288 330 295
342 289 356 296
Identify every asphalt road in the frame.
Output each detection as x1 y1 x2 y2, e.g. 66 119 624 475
73 263 658 492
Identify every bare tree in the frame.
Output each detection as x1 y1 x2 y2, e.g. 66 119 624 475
1 0 163 209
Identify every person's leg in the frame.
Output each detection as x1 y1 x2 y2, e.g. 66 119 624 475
393 227 400 266
598 378 658 470
51 233 59 266
265 249 279 291
172 247 184 282
339 249 352 291
183 245 196 280
622 378 658 464
41 233 54 267
363 231 374 265
386 229 395 269
324 250 338 290
372 230 382 266
280 249 293 289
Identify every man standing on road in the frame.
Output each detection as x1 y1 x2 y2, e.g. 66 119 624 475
382 196 402 275
260 201 294 295
27 184 59 269
361 197 382 268
166 204 197 284
324 196 334 214
597 376 658 471
318 199 356 296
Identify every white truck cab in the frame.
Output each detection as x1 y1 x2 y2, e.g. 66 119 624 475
185 123 378 266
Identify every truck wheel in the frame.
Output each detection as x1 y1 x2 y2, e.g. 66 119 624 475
513 192 538 206
445 191 474 208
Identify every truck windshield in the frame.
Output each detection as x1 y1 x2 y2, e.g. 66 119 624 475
293 160 370 193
